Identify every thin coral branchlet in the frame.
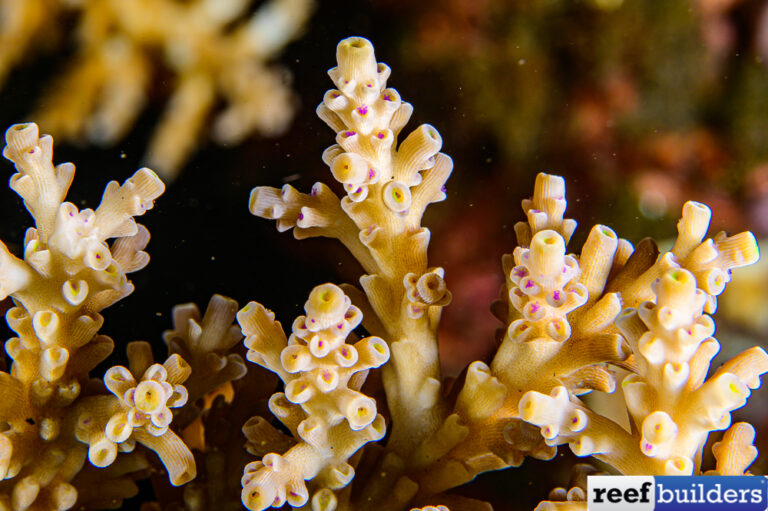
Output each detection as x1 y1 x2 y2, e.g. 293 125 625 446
238 283 388 510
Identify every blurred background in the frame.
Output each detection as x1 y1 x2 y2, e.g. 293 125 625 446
1 0 767 508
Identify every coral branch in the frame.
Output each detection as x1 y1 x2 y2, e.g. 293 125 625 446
238 283 388 509
251 37 454 462
0 122 187 509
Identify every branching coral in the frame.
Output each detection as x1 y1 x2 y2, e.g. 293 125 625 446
519 193 766 479
1 34 766 511
76 343 194 485
249 36 766 511
251 38 453 466
0 0 64 88
0 123 193 509
238 283 389 510
163 294 248 416
1 0 314 181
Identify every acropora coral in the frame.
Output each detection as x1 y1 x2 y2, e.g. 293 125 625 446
0 35 766 511
388 0 768 237
0 0 314 181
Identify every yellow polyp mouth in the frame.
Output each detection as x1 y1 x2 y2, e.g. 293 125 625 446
94 449 110 464
669 271 685 282
246 490 264 508
134 381 165 414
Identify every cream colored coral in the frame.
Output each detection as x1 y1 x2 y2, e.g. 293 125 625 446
513 173 577 247
14 0 314 180
0 122 196 509
511 193 765 500
535 487 587 511
671 201 759 312
251 37 453 464
248 37 767 511
504 230 587 343
104 360 189 440
407 178 632 498
1 122 162 385
76 348 195 486
403 268 452 320
520 268 768 475
534 464 596 511
238 283 388 510
0 0 62 88
163 294 247 405
708 422 758 475
517 191 764 481
250 37 621 510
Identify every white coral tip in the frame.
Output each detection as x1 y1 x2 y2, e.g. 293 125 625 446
305 284 350 331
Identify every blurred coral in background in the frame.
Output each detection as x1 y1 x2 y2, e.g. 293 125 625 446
0 0 314 180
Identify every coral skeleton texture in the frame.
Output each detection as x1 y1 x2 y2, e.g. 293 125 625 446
0 35 766 511
0 0 314 180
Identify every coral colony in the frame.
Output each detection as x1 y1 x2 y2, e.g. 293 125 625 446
0 36 766 511
0 0 313 181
